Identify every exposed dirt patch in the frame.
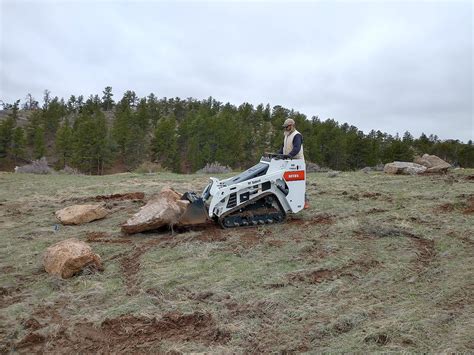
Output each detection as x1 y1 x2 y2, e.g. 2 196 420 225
464 174 474 181
361 192 382 199
60 191 145 204
188 291 215 302
1 265 15 273
262 282 286 289
463 195 474 214
288 213 335 227
265 239 287 247
93 192 145 201
85 231 132 244
16 312 230 352
239 231 261 248
434 195 474 214
0 286 23 308
225 300 277 319
366 208 388 214
195 227 227 242
356 225 436 269
364 332 390 346
435 203 456 213
16 332 46 349
447 230 474 246
410 235 436 267
288 259 380 284
23 318 43 331
120 239 161 295
298 242 335 261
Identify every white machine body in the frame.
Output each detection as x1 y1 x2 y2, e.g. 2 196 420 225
202 156 306 219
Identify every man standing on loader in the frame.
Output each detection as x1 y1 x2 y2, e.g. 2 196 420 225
279 118 309 209
279 118 304 160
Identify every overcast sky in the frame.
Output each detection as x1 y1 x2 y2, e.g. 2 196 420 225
1 0 472 142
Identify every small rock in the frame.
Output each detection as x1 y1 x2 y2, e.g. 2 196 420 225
328 171 340 178
55 204 108 225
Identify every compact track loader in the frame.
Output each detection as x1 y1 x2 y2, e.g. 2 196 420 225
179 154 306 228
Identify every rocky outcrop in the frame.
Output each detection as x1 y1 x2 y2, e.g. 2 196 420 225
121 188 189 234
43 238 103 278
55 204 108 225
384 162 427 175
414 154 451 173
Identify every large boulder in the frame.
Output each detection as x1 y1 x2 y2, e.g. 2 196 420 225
414 154 451 173
55 204 108 225
384 162 427 175
121 188 189 234
43 238 103 278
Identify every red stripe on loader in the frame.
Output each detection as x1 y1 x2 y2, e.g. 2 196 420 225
283 170 305 181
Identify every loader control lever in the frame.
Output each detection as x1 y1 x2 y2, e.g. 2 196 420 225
264 153 292 160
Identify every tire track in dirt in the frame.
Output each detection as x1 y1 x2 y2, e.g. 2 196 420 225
85 232 132 244
355 226 436 270
287 259 381 284
15 311 230 353
120 239 161 295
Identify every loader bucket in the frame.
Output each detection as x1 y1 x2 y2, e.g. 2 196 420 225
179 192 209 225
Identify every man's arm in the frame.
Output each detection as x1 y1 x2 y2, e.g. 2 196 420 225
288 134 302 157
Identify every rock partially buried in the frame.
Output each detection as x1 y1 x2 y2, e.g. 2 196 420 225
55 204 108 225
121 188 190 234
384 162 427 175
43 238 103 278
414 154 451 173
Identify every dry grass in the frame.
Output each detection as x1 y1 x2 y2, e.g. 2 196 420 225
0 169 473 352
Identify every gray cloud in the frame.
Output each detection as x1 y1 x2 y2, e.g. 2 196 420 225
1 0 472 142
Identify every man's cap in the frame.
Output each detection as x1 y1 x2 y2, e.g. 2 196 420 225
282 118 295 128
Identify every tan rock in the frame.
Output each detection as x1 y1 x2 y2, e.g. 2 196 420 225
55 204 108 225
414 154 451 173
43 238 103 278
121 188 188 234
384 162 427 175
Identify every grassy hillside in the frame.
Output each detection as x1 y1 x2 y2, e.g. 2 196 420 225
0 170 473 352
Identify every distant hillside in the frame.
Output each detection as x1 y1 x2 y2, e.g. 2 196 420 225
1 90 473 174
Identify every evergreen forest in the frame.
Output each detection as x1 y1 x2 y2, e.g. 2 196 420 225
0 88 472 174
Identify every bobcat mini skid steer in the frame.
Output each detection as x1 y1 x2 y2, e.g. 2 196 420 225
180 153 306 228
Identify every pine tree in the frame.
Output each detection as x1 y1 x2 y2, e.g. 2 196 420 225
101 86 115 111
0 100 19 158
55 118 74 168
33 126 46 159
43 97 66 139
11 127 26 163
72 108 110 174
